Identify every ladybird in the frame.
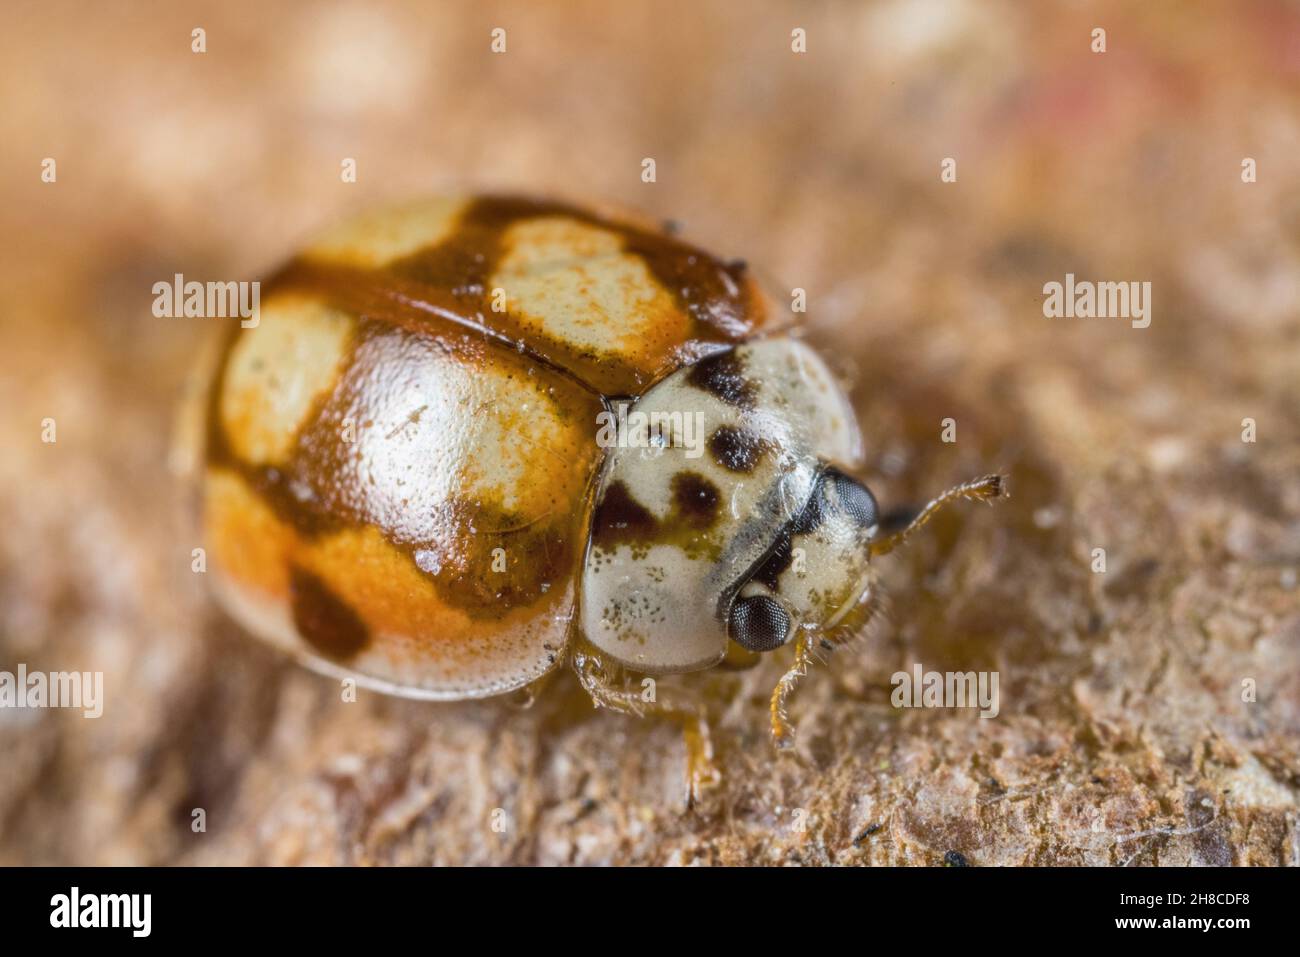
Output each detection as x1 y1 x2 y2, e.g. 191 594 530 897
194 195 1003 796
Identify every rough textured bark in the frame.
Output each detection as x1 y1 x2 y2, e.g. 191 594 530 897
1 0 1297 866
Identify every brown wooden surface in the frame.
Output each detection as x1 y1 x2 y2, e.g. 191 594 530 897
1 0 1297 864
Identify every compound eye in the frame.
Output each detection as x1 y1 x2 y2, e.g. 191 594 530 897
728 595 792 652
828 471 879 530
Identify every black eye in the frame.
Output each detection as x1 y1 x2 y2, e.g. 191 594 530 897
728 595 792 652
828 471 878 529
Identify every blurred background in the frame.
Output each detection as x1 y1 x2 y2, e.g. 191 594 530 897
1 0 1298 865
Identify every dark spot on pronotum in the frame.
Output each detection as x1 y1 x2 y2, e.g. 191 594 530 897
943 850 969 867
289 565 370 660
728 594 791 652
853 823 882 847
671 472 721 528
591 481 657 550
686 348 758 409
708 425 770 473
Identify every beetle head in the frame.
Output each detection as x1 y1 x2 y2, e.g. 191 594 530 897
726 466 878 653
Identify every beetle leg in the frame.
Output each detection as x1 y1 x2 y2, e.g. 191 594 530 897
769 584 889 749
572 645 719 805
868 474 1005 559
769 632 817 749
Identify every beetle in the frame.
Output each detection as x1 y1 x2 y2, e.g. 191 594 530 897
192 195 1003 797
